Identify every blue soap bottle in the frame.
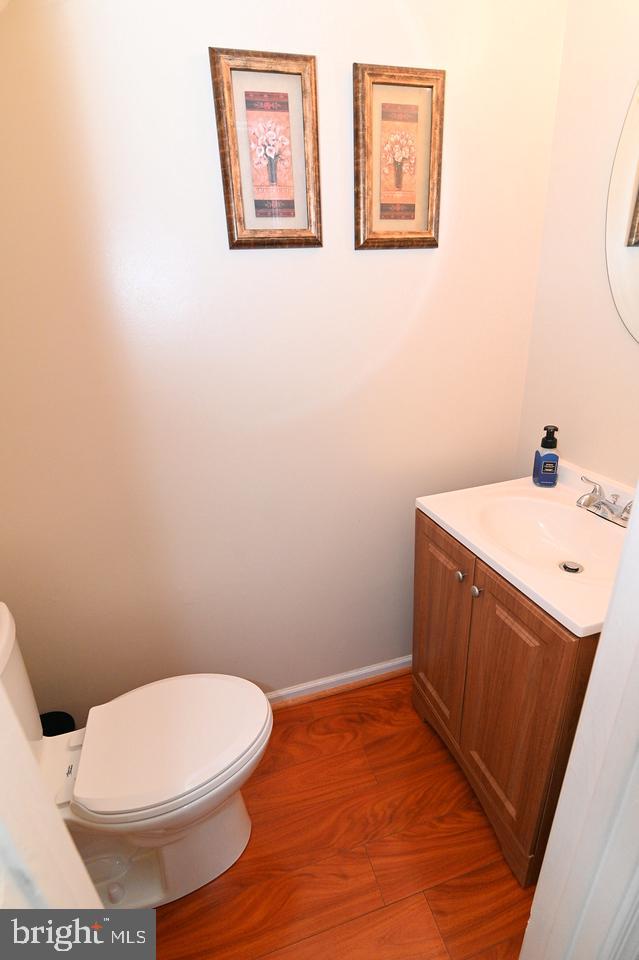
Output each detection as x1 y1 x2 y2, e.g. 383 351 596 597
533 425 559 487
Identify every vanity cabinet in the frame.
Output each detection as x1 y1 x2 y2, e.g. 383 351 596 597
412 517 475 742
412 510 599 886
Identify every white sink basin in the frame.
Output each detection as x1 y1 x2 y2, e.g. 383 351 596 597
416 462 631 636
478 496 619 582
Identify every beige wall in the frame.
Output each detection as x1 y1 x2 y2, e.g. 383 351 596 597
516 1 639 486
0 0 566 723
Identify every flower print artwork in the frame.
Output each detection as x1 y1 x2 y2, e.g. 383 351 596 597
245 91 296 218
250 119 290 184
382 131 416 189
380 103 419 220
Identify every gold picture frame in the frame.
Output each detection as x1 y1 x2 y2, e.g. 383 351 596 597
209 48 322 249
353 62 445 249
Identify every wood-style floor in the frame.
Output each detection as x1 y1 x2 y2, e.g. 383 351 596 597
157 674 534 960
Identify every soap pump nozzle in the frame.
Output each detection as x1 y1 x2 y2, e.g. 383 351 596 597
541 425 559 449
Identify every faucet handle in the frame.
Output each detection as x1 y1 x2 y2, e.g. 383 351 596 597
577 476 604 508
621 500 633 520
580 476 603 494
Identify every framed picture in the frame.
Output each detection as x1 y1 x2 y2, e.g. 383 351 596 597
209 48 322 249
353 62 445 249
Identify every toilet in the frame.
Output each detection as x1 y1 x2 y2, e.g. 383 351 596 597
0 602 272 908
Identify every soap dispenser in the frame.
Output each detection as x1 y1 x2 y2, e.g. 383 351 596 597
533 425 559 487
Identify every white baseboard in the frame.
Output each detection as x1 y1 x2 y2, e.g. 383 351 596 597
267 655 412 706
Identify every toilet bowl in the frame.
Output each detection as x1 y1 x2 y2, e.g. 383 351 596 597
0 603 273 908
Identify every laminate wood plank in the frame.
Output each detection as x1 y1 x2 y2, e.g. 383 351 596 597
310 674 415 720
210 756 474 898
242 747 377 819
258 893 450 960
252 707 368 781
308 674 450 782
465 933 526 960
363 721 450 783
424 860 534 960
156 847 384 960
256 677 422 783
367 797 503 903
259 690 445 788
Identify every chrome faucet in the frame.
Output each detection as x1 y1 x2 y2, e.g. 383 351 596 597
576 476 603 509
620 499 634 524
577 476 633 528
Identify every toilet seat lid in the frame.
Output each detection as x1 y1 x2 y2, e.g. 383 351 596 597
73 674 270 816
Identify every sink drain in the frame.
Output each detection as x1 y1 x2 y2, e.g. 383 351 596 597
559 560 584 574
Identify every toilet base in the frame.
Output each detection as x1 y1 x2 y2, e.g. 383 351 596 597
157 791 252 907
72 791 252 909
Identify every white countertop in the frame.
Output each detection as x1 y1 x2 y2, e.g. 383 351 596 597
416 462 633 636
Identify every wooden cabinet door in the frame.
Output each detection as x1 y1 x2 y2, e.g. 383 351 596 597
460 560 579 851
412 512 475 742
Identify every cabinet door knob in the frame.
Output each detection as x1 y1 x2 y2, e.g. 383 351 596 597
470 585 483 598
455 570 466 582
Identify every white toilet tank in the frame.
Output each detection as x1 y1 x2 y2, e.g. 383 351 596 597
0 603 43 742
